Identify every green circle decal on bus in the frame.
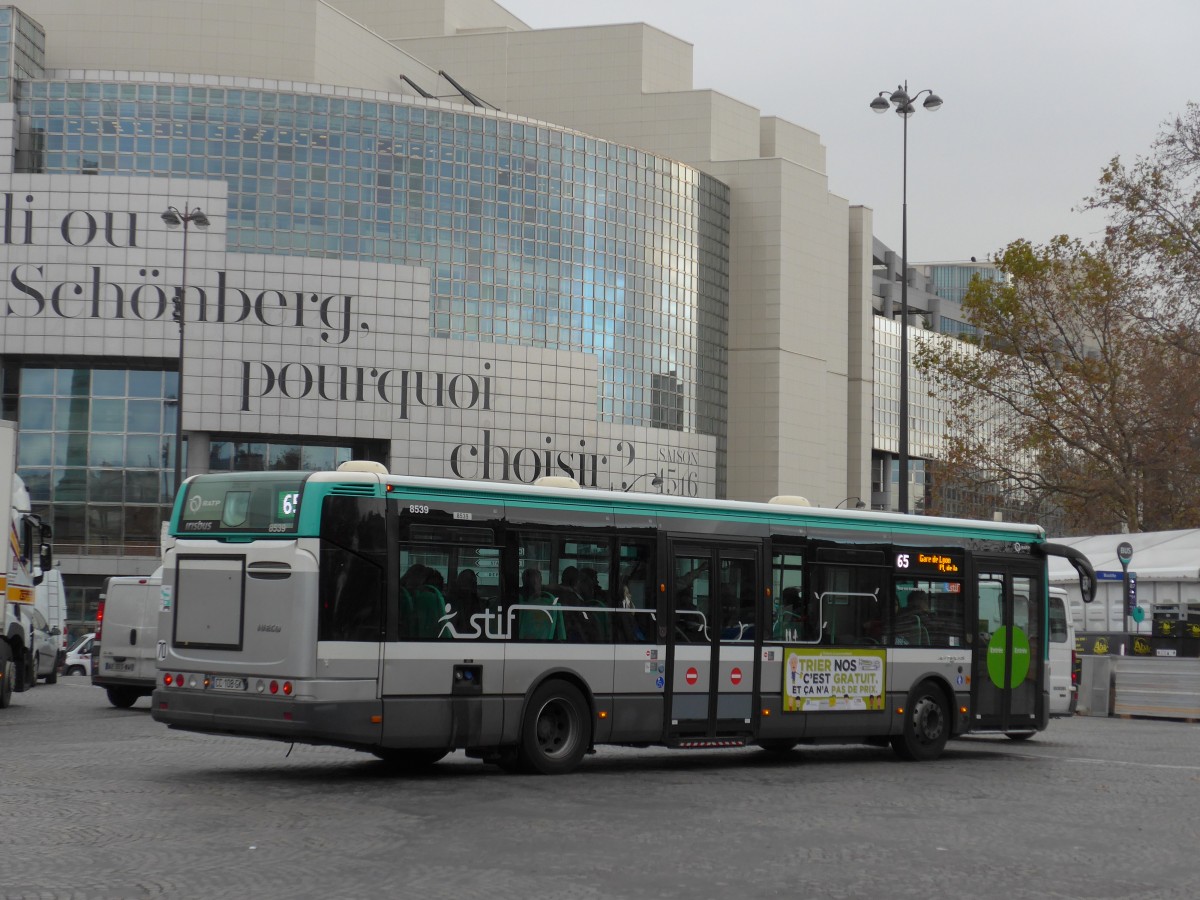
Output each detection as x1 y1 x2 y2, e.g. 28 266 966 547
986 626 1031 689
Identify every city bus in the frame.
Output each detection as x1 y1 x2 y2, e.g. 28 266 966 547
151 462 1096 774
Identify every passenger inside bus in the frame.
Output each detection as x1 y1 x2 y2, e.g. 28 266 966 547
450 568 482 621
895 589 931 645
553 566 581 603
518 568 565 640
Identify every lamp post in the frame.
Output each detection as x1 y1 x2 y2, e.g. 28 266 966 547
835 496 867 510
161 205 210 496
870 82 942 514
622 473 664 493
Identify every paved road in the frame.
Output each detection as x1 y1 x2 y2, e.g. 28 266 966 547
4 676 1199 900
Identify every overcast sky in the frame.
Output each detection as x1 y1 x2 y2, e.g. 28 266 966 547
499 0 1198 263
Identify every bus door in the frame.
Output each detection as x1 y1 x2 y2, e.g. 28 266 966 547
973 559 1044 732
666 542 760 740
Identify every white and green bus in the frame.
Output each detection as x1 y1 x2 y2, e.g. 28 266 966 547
151 462 1096 774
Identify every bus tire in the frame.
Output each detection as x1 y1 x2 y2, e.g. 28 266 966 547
106 687 139 709
892 680 950 762
1005 731 1036 742
0 643 13 708
518 680 591 775
757 739 799 754
373 748 449 769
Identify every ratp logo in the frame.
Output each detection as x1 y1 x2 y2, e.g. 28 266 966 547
187 495 221 514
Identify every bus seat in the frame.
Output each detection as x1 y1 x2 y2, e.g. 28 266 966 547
518 591 565 641
411 585 448 639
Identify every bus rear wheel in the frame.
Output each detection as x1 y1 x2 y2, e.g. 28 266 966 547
518 680 590 775
757 739 799 754
373 748 449 769
892 680 949 762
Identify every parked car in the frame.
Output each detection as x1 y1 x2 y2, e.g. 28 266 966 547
63 632 95 677
19 604 59 686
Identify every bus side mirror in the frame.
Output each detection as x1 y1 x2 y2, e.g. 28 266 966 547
40 542 53 573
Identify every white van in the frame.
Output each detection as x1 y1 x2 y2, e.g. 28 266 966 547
1048 587 1077 717
93 569 162 708
35 568 68 671
64 632 95 677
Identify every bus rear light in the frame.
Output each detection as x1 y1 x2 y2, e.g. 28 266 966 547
164 673 173 686
269 680 279 694
282 681 293 696
256 680 265 693
176 673 184 686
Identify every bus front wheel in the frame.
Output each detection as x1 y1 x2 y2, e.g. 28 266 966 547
892 680 949 762
518 680 591 775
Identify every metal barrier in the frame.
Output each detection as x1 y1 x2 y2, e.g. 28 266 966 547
1077 655 1115 717
1113 658 1200 720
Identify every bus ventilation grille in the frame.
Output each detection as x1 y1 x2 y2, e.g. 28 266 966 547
673 738 747 750
329 483 378 496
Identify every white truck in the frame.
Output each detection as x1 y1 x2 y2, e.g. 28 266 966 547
1 419 54 709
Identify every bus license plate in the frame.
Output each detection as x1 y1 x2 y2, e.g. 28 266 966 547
211 676 246 691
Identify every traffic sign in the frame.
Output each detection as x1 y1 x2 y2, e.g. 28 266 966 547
1117 541 1134 565
685 667 698 686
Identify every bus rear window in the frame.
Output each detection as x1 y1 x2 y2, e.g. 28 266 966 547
178 475 305 534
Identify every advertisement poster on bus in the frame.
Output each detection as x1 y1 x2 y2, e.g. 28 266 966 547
782 648 886 712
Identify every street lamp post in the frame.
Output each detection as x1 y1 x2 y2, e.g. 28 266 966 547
870 82 942 514
161 205 210 496
622 473 663 493
835 496 867 510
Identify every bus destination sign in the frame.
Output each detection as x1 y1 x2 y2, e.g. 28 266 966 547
895 550 963 576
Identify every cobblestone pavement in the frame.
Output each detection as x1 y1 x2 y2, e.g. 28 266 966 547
4 677 1199 900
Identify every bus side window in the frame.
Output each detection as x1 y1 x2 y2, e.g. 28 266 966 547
318 497 386 642
770 549 806 641
614 538 655 644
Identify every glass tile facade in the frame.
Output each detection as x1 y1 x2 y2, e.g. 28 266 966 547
0 359 371 554
4 365 178 555
0 7 45 102
14 80 730 440
926 262 1003 305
